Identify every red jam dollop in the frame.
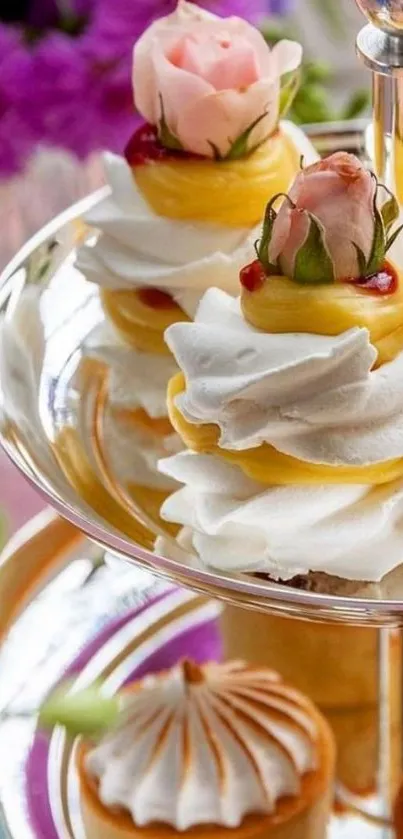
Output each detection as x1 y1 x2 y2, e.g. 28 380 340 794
348 262 398 296
240 259 266 292
137 287 178 310
124 123 202 167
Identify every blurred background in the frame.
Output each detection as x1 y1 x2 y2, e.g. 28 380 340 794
0 0 371 543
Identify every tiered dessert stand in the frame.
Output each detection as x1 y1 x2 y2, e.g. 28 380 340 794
1 2 403 837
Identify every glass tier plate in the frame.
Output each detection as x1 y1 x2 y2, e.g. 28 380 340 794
0 512 387 839
1 120 403 626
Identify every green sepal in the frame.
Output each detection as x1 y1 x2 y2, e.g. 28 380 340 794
38 682 120 738
386 223 403 254
256 193 293 274
353 242 367 277
158 94 183 152
293 212 335 284
366 176 386 275
224 110 269 161
380 189 400 232
207 140 222 161
279 68 302 118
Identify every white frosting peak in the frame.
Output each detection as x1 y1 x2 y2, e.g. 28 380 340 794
86 661 317 830
166 287 403 467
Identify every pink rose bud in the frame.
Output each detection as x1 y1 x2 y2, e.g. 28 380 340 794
257 152 403 284
133 0 302 159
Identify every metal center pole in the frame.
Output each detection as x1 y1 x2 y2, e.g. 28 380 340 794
356 18 403 194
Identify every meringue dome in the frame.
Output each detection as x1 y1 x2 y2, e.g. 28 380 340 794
79 660 334 837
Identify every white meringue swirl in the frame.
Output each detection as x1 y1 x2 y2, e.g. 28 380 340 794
159 452 403 581
85 660 317 830
165 288 403 467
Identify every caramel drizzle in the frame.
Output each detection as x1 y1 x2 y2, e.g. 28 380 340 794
209 692 300 804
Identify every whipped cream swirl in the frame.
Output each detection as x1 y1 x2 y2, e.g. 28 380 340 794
166 288 403 466
159 452 403 581
86 660 317 829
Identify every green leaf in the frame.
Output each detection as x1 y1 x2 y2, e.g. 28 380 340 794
291 84 334 124
257 192 292 274
39 683 120 738
224 109 269 161
353 242 368 277
380 190 400 232
341 88 370 121
386 223 403 254
279 68 301 119
304 61 332 85
293 213 335 284
257 209 277 273
158 94 183 152
367 176 387 274
207 140 222 161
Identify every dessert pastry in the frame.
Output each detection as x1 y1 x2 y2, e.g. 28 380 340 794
222 611 379 709
160 152 403 584
222 609 402 797
78 1 315 432
77 659 335 839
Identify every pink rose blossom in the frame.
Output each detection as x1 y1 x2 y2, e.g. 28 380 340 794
133 0 302 158
268 152 377 281
0 0 266 176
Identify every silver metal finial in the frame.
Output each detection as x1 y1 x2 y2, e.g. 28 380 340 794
355 0 403 201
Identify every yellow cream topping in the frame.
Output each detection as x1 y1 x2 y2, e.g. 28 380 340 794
241 266 403 368
133 129 300 227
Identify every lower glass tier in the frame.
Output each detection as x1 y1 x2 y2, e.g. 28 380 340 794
0 513 401 838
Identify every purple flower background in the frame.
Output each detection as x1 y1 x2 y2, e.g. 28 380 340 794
0 0 271 176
